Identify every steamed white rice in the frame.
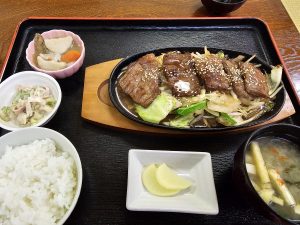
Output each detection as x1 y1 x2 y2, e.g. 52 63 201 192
0 138 77 225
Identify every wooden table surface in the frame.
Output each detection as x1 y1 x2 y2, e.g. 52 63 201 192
0 0 299 104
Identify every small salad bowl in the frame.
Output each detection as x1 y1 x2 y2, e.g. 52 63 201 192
0 71 62 131
26 29 85 79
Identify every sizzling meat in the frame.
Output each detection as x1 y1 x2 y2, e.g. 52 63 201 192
118 53 161 108
239 62 269 98
163 52 201 97
222 59 252 100
195 55 231 92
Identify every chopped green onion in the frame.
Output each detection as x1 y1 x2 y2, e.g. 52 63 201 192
45 97 56 107
0 107 11 122
217 51 224 59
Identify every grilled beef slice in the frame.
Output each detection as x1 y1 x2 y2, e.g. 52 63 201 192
239 62 269 98
163 52 201 97
222 59 252 100
195 55 231 92
118 53 161 108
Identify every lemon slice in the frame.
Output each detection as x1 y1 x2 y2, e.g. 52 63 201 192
156 163 192 190
142 164 180 196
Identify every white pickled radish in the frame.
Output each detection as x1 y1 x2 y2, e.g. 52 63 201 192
37 56 67 71
44 36 73 54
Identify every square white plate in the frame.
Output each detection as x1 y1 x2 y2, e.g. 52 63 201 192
126 149 219 214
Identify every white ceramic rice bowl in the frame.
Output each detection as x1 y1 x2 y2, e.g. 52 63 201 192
0 127 83 225
0 71 62 131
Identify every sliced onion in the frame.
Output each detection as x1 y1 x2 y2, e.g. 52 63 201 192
190 114 203 125
268 65 283 95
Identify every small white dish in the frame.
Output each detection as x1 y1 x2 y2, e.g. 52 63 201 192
0 71 62 131
0 127 82 225
126 149 219 214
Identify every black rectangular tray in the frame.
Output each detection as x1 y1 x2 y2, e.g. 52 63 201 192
1 18 299 225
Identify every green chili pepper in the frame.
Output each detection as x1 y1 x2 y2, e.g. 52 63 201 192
176 100 206 116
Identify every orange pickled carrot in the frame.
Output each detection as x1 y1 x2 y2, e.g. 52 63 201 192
277 178 285 186
278 155 288 161
270 147 279 155
61 50 81 62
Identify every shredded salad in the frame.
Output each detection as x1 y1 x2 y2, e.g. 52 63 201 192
0 85 56 126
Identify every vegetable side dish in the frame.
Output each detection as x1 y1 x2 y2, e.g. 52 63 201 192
0 85 56 126
34 33 81 71
246 138 300 220
116 48 283 128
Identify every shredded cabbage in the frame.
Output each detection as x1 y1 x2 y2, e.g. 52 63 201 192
168 113 195 128
135 92 181 124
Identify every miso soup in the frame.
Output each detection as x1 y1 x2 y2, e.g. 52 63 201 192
246 137 300 221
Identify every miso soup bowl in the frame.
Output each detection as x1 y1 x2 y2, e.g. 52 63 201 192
233 124 300 225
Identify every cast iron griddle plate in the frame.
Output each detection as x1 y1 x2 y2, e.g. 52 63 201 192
0 18 297 225
109 47 285 131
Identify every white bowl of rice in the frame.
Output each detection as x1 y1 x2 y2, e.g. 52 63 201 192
0 127 82 225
